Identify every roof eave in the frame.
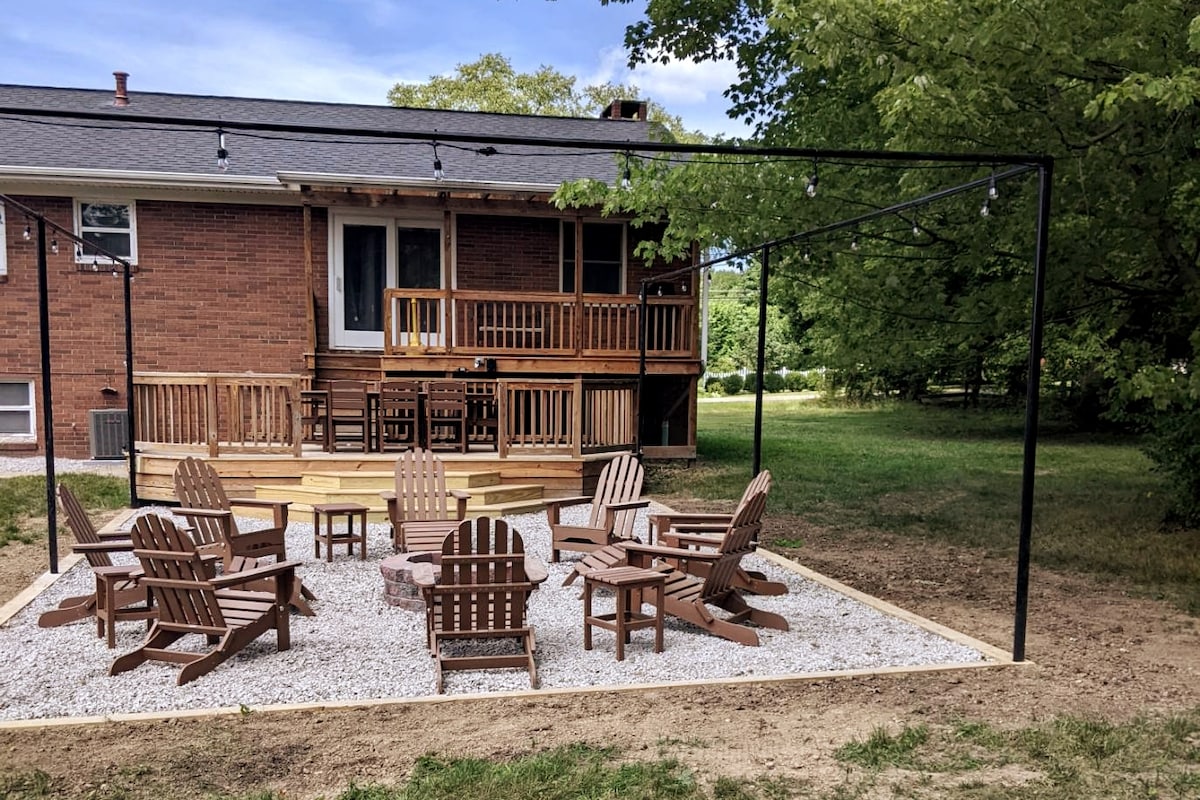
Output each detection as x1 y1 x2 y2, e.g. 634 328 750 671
0 165 291 192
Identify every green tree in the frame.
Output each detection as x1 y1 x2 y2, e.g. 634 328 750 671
589 0 1200 518
387 52 704 142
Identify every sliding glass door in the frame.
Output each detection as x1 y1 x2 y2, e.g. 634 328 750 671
331 215 443 349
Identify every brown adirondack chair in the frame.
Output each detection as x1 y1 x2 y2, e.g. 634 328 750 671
572 489 788 646
412 517 539 692
649 470 786 596
37 484 155 648
424 380 468 453
548 453 649 562
376 379 420 452
172 457 315 616
110 514 299 686
380 447 470 553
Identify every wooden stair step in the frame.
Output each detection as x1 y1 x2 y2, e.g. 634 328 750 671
467 498 548 517
464 483 544 507
299 469 502 491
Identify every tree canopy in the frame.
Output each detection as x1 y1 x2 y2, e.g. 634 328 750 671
387 52 704 142
581 0 1200 521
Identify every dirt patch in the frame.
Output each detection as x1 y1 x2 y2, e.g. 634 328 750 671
1 511 1197 799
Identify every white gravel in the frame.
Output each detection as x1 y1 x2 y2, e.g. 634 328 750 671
0 455 128 477
0 499 988 721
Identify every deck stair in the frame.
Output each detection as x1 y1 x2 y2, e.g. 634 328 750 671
252 468 546 522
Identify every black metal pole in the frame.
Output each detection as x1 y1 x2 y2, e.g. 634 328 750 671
122 260 138 506
636 281 648 460
1012 161 1053 662
36 218 58 573
752 246 770 478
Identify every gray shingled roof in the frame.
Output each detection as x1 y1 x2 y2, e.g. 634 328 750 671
0 84 655 187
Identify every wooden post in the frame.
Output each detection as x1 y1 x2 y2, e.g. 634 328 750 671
303 204 316 358
574 217 584 357
571 378 583 458
496 380 508 458
205 375 219 458
291 377 303 457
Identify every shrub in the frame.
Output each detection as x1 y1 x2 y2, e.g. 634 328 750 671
785 370 820 392
720 373 744 395
763 372 786 393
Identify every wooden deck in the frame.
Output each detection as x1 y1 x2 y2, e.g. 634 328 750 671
134 447 625 507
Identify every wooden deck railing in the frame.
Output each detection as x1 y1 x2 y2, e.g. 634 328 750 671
133 373 304 457
498 378 637 457
133 373 634 459
383 288 697 359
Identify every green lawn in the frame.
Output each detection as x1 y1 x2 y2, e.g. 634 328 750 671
648 397 1200 614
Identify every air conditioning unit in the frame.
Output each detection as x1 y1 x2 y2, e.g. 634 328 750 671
88 409 128 460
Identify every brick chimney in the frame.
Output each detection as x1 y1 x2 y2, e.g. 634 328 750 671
600 99 648 121
113 71 129 107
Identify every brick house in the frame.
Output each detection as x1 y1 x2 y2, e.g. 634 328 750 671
0 75 699 497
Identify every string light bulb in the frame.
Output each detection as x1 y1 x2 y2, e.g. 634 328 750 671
802 248 811 263
621 154 632 191
806 161 819 198
980 198 991 217
850 233 860 252
23 222 31 241
987 175 999 200
216 128 229 172
50 237 58 255
432 142 444 181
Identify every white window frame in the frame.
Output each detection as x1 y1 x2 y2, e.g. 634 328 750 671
0 379 36 440
74 199 138 265
0 201 7 278
329 212 444 350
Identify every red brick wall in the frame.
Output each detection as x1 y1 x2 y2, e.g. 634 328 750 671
2 196 311 457
456 214 560 292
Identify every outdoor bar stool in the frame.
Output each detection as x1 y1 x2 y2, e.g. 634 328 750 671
312 502 369 561
583 565 666 661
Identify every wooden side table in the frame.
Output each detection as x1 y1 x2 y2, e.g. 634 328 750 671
312 502 369 561
583 566 666 661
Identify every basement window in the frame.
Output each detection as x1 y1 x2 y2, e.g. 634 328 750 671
0 380 35 440
75 200 137 265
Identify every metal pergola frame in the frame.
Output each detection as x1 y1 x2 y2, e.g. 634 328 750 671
2 103 1051 661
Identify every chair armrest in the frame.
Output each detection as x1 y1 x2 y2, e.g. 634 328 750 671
544 495 592 525
603 499 651 512
72 540 134 553
621 542 723 563
658 531 726 549
98 528 135 540
379 490 396 501
449 489 471 519
228 497 290 528
211 559 301 588
524 557 548 586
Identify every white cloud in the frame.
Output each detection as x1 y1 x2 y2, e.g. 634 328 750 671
630 56 740 106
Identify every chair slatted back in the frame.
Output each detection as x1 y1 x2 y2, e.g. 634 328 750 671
57 484 112 569
378 379 421 450
426 381 466 422
131 515 226 635
699 489 768 601
394 448 454 522
432 517 531 635
589 454 644 540
174 456 235 549
328 380 370 416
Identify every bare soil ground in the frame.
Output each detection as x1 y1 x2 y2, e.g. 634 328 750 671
1 511 1197 799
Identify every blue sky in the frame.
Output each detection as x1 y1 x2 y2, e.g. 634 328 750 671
0 0 751 138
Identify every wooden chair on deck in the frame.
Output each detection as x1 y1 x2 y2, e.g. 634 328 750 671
571 489 787 646
173 457 315 616
424 380 468 453
466 381 499 450
327 380 372 452
647 470 786 596
37 484 155 648
376 379 421 452
412 517 539 692
110 514 299 686
380 447 470 553
548 453 649 562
